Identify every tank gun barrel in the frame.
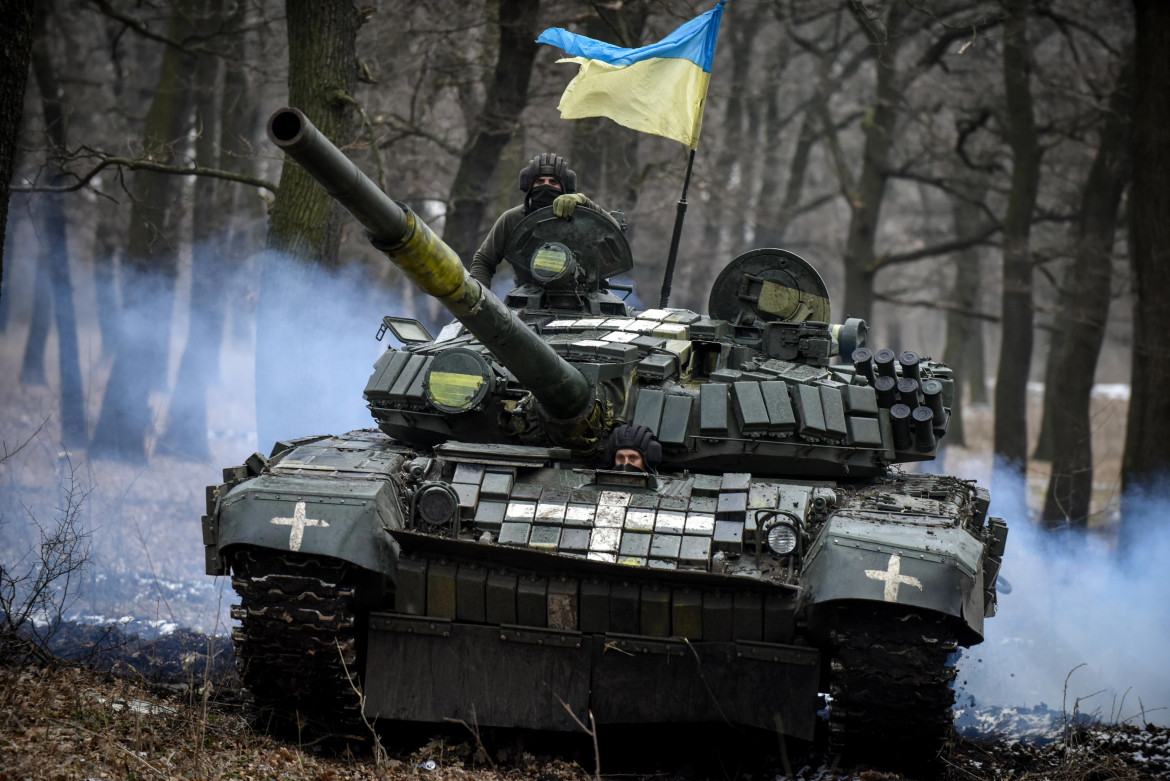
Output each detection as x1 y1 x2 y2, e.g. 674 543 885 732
266 107 593 421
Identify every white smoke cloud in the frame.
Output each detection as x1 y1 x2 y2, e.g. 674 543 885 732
0 233 418 635
955 461 1170 728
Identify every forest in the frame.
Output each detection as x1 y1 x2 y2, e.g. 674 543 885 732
2 0 1166 536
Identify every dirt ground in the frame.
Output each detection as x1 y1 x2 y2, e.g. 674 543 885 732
0 661 1166 781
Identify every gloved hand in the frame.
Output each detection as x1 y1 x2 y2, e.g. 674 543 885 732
553 192 588 219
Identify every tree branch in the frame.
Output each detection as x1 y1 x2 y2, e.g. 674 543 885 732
869 223 1002 271
12 152 278 195
873 291 1000 323
86 0 249 58
377 115 462 157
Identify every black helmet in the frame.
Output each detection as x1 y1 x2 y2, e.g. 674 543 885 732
603 423 662 471
518 153 577 194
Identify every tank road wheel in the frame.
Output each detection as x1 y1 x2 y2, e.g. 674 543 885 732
230 548 365 740
827 609 958 772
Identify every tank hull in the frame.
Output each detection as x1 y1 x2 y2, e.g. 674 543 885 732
208 430 1001 756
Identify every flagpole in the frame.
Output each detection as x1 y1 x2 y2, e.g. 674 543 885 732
658 148 696 308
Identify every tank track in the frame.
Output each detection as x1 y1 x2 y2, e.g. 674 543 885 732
828 608 958 770
230 548 365 739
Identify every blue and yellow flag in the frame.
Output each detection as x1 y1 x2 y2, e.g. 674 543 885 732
537 3 725 149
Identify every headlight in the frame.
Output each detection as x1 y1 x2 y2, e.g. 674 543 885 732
416 483 459 529
765 521 799 556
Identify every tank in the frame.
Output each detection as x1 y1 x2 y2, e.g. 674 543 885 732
203 108 1009 767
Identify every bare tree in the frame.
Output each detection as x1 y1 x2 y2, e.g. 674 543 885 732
0 0 36 288
838 0 908 323
441 0 541 263
1039 52 1131 528
0 450 92 665
19 0 87 446
255 0 363 449
1120 0 1170 539
701 2 766 258
992 0 1042 473
90 0 198 462
158 0 230 461
942 188 993 446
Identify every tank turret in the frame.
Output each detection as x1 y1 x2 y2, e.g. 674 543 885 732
269 108 954 476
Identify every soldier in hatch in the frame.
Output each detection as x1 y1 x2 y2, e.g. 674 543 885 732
470 153 616 287
603 424 662 474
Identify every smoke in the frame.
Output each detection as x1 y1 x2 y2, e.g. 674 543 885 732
953 458 1170 728
0 221 414 636
253 249 406 449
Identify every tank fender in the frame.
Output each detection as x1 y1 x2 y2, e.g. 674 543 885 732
210 474 403 578
800 514 986 644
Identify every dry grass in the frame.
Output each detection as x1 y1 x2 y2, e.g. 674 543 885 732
0 663 595 781
948 726 1169 781
2 659 1166 781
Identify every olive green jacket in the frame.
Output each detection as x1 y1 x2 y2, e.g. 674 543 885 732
470 197 613 286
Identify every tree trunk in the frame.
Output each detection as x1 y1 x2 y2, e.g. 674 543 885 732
755 108 815 248
701 4 764 257
992 0 1042 473
1031 328 1060 461
0 0 36 291
256 0 361 450
441 0 540 263
1120 0 1170 539
569 1 647 222
158 0 226 461
28 0 85 445
91 207 121 355
0 210 17 330
19 252 51 385
942 190 991 447
90 4 196 461
840 1 907 323
218 21 264 344
1040 54 1130 528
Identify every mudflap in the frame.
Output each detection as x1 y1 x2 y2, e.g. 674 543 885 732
364 612 820 740
800 517 986 645
214 475 402 578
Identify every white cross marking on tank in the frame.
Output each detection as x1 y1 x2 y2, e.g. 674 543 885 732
270 501 329 552
864 553 923 602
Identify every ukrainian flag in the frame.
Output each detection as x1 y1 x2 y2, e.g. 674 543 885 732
537 3 725 149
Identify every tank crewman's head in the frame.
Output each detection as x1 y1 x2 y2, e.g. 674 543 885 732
604 423 662 473
519 153 576 212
